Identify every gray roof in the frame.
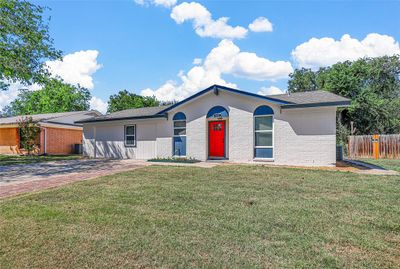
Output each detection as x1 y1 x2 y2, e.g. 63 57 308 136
76 105 170 123
77 85 350 123
272 90 350 105
0 111 101 126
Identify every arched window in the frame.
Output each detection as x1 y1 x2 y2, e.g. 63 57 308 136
173 112 186 156
254 105 274 159
207 106 229 119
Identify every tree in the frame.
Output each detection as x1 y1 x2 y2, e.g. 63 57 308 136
4 78 91 115
288 68 318 93
287 56 400 137
17 116 41 155
107 90 159 113
0 0 61 90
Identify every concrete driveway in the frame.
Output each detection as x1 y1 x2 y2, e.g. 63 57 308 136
0 159 147 198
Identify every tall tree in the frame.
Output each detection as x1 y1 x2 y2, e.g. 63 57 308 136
107 90 159 113
4 78 91 115
0 0 61 89
287 56 400 136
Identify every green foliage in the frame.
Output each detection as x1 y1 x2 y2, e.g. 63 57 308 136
107 90 160 113
17 116 41 155
4 78 91 115
288 56 400 136
288 68 318 92
0 0 61 88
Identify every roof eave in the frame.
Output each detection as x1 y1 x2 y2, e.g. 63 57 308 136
281 100 351 110
157 85 292 114
75 114 167 124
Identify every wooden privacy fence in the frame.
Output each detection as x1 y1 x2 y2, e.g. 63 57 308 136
348 134 400 159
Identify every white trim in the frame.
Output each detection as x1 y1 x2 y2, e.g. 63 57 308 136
40 122 82 130
93 126 97 158
124 124 136 147
173 118 186 156
173 119 186 137
0 124 18 128
253 114 274 159
43 127 47 154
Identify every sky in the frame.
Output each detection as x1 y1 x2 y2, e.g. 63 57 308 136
1 0 400 113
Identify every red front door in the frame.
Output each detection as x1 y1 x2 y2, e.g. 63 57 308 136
209 121 225 158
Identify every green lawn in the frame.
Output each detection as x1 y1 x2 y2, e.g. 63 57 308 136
356 158 400 172
1 165 399 268
0 154 81 166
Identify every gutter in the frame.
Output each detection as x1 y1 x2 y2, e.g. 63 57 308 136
281 100 351 109
75 114 168 124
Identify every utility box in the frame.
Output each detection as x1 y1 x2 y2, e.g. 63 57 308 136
74 144 83 155
336 145 343 161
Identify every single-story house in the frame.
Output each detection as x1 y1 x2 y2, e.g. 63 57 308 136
77 85 350 166
0 110 100 155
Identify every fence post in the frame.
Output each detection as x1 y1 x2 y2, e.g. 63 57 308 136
372 134 380 159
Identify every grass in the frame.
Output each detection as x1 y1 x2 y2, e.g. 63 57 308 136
0 165 399 268
356 158 400 172
0 154 81 166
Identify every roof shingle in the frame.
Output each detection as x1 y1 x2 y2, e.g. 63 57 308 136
76 85 350 123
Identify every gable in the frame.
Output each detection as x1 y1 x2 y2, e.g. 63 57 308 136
158 85 291 115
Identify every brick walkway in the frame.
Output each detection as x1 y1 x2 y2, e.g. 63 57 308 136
0 159 148 199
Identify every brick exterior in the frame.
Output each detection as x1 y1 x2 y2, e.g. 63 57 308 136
0 126 83 155
43 127 83 155
0 127 20 154
83 90 337 166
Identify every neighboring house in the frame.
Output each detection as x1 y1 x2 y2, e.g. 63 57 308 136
0 111 101 155
77 85 350 166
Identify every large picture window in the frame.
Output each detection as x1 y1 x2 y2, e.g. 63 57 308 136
254 106 274 159
173 112 186 156
124 125 136 147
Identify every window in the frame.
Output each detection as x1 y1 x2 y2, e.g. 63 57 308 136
125 125 136 147
206 106 229 119
173 112 186 156
254 106 274 159
174 120 186 135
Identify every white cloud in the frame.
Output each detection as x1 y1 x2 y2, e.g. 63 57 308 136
45 50 102 89
231 51 293 80
248 17 273 32
192 58 202 65
257 86 285 96
140 39 292 101
1 50 102 111
134 0 177 8
292 33 400 69
171 2 248 39
90 96 108 114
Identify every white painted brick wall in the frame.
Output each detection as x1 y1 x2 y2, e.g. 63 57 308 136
82 90 337 166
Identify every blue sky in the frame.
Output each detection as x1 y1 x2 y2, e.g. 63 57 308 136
3 0 399 113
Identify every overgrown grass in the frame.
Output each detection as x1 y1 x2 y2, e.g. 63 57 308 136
1 165 399 268
357 158 400 172
0 154 81 166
